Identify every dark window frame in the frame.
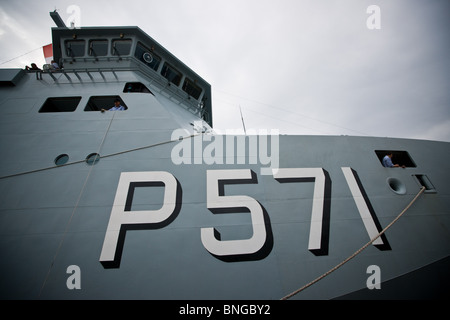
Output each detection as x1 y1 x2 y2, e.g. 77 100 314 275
39 96 82 113
123 82 154 95
65 40 86 57
161 62 182 86
134 42 161 71
112 39 133 56
84 95 128 111
375 150 417 168
89 39 109 57
182 78 203 100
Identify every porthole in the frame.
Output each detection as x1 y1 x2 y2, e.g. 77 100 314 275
55 154 69 166
387 177 406 195
86 153 100 165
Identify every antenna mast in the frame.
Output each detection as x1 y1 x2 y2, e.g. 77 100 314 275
50 10 67 28
239 105 247 135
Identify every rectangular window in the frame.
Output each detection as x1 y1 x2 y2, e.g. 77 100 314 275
375 150 416 168
182 78 202 100
123 82 153 95
161 62 182 86
134 42 161 71
85 96 127 111
413 174 436 193
112 39 132 56
65 40 86 57
39 97 81 113
89 40 109 57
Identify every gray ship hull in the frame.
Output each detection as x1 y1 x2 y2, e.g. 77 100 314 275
0 117 448 299
0 21 449 300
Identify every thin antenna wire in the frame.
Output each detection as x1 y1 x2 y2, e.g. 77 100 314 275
0 46 43 66
239 105 247 135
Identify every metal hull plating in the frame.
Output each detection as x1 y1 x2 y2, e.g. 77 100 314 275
0 91 448 299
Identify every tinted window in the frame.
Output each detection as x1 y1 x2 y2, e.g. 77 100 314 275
123 82 153 94
89 40 108 56
182 78 202 100
161 62 182 86
65 40 86 57
112 39 132 56
84 96 128 111
134 42 161 71
39 97 81 113
375 150 416 168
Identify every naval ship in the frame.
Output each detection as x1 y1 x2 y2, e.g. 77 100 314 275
0 11 449 300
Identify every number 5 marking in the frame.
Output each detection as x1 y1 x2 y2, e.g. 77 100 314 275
201 169 272 261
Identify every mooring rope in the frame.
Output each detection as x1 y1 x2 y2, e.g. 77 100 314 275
280 186 426 300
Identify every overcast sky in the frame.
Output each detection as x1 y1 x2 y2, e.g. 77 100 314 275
1 0 449 142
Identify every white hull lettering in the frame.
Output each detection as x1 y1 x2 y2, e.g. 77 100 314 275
273 168 331 255
100 171 181 268
342 167 387 248
201 169 269 260
100 168 389 268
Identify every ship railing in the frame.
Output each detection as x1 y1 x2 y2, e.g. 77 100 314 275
133 61 204 117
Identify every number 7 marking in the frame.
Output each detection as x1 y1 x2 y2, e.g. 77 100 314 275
273 168 331 255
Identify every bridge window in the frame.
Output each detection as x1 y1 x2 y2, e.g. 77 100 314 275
135 42 161 71
182 78 202 100
84 96 128 111
112 39 132 56
89 39 109 57
161 62 182 86
39 96 81 113
375 150 416 168
65 40 86 57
